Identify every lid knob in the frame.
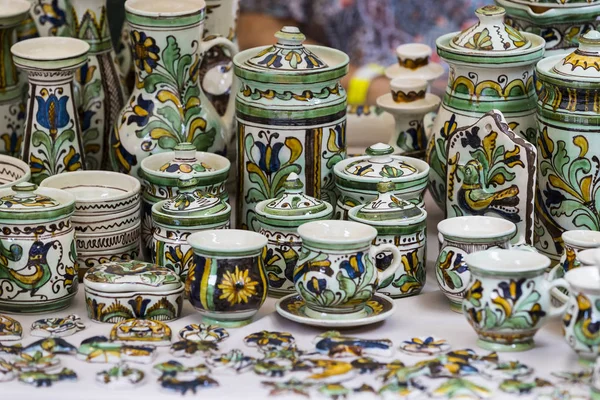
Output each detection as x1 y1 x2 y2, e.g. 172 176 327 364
579 30 600 53
475 5 505 22
275 26 306 47
283 172 304 193
173 143 197 160
390 78 427 103
11 182 37 194
365 143 394 163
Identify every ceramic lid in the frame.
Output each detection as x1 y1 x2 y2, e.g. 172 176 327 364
0 182 75 219
450 5 531 53
158 143 215 174
160 174 227 216
343 143 418 178
384 43 445 83
551 30 600 79
84 260 182 293
376 78 441 115
245 26 328 71
261 173 328 217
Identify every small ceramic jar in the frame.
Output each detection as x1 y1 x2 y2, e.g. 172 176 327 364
333 143 429 220
0 182 77 313
557 230 600 276
0 154 30 189
255 172 333 297
83 260 184 323
384 43 445 85
349 179 427 299
151 174 231 282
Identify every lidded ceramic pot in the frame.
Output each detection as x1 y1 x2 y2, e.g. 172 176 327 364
151 174 231 281
333 142 429 220
83 260 184 323
426 5 544 212
535 30 600 261
384 43 445 85
233 26 349 230
0 154 30 189
0 182 77 313
255 172 333 297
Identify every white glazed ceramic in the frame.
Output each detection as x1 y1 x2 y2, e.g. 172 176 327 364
558 230 600 276
384 43 445 85
0 154 30 189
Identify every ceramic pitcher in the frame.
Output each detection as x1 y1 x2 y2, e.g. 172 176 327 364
70 0 127 170
111 0 238 180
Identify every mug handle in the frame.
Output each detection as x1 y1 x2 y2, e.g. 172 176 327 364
369 244 402 286
545 278 570 317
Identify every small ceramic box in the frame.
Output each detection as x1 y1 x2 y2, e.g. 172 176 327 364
83 260 184 323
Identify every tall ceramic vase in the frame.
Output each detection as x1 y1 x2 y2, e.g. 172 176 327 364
111 0 238 180
12 37 89 184
70 0 127 170
0 0 31 158
27 0 70 37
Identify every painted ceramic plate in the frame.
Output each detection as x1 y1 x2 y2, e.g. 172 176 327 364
275 294 396 328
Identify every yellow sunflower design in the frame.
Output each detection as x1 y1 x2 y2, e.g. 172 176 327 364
218 266 259 306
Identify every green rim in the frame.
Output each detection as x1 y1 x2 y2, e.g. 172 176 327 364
301 239 370 253
152 201 231 227
125 9 204 27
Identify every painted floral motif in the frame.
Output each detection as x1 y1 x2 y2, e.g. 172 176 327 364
170 340 219 358
436 247 468 298
32 0 69 37
109 319 172 346
218 265 260 306
179 324 229 343
399 336 451 356
245 331 296 351
380 247 426 296
262 243 299 292
562 293 600 358
0 104 26 157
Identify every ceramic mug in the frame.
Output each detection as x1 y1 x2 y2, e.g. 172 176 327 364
462 249 568 352
294 220 401 319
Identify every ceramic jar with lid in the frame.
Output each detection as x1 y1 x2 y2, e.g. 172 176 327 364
83 260 184 323
535 30 600 261
0 182 77 313
255 172 333 297
348 179 427 298
233 26 349 230
152 174 231 282
426 5 545 212
333 142 429 220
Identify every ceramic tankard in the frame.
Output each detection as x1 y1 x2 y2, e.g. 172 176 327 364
295 220 401 319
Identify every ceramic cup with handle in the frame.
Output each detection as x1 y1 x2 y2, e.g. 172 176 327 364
462 249 568 352
295 220 401 320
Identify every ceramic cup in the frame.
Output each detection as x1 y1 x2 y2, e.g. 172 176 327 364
186 229 268 327
551 230 600 279
462 249 568 352
294 220 401 320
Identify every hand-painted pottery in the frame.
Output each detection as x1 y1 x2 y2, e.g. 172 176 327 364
110 318 172 346
436 216 517 312
187 229 268 327
22 337 77 356
497 0 600 55
333 143 429 220
294 220 401 319
562 267 600 362
0 182 77 313
348 179 427 299
140 142 230 259
345 105 395 155
12 352 61 372
207 349 256 374
0 154 30 189
160 375 219 394
384 43 445 85
26 0 70 37
481 360 533 379
19 367 77 387
426 5 545 212
40 171 141 278
170 340 219 358
304 359 356 383
11 37 89 184
399 336 451 356
0 358 15 382
178 324 228 343
233 26 349 230
445 110 537 246
313 331 394 358
262 379 315 397
0 314 22 341
111 0 238 180
151 174 231 282
83 260 183 323
30 314 85 337
535 30 600 261
462 249 568 351
255 172 333 297
244 330 295 351
96 363 145 388
555 231 600 280
153 360 211 378
77 335 156 363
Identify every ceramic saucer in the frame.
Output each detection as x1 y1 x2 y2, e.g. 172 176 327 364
275 294 396 328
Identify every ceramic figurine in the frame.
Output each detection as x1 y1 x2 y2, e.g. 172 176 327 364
304 359 356 383
109 319 172 347
253 360 293 378
160 375 219 395
0 343 23 359
551 369 592 385
22 338 77 357
0 358 15 382
426 5 544 212
0 0 30 157
333 143 429 220
96 363 145 388
0 314 22 341
12 352 61 372
398 337 451 356
27 0 70 37
83 260 184 323
11 37 89 184
77 335 156 364
0 182 78 313
207 349 256 374
178 324 228 343
376 78 440 158
140 142 230 259
70 0 127 170
433 378 492 399
169 340 219 358
445 110 537 246
0 155 30 189
313 331 394 358
244 331 295 351
435 216 517 312
462 249 569 351
384 43 445 85
499 377 552 395
40 171 141 277
153 360 211 378
481 361 533 379
111 0 237 180
255 173 333 297
19 368 77 387
30 314 85 337
348 179 427 299
152 174 231 282
187 229 268 327
536 31 600 260
262 379 314 397
233 26 349 230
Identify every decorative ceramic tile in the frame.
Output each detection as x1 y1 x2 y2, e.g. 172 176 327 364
481 361 533 380
350 357 386 374
77 336 156 364
551 370 592 385
262 378 314 397
304 359 356 383
160 375 219 395
432 378 492 398
0 314 22 341
313 331 394 358
318 383 351 399
0 358 15 382
22 338 77 357
19 368 77 387
30 315 85 338
170 340 219 358
207 349 256 374
178 324 229 343
0 343 23 359
499 378 553 395
12 352 61 373
244 331 295 351
96 363 145 388
399 336 451 356
254 359 293 377
110 319 171 346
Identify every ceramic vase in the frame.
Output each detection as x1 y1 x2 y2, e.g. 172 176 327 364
12 37 89 184
27 0 70 37
70 0 127 170
111 0 238 180
0 0 30 158
426 5 545 212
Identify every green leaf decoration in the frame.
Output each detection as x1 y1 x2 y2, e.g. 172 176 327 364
162 36 181 79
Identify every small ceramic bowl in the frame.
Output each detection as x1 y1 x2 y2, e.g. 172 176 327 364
0 154 30 189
